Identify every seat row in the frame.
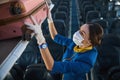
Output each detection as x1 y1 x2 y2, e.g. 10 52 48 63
77 0 120 80
78 0 120 35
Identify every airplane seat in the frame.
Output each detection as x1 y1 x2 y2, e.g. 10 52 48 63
53 11 68 27
45 35 65 61
86 11 100 23
91 19 109 34
42 19 49 35
53 17 69 36
57 6 69 16
83 5 95 22
42 18 67 37
54 19 66 34
80 1 92 11
9 63 24 80
98 3 108 19
4 72 15 80
51 0 61 13
51 3 58 13
94 34 120 80
80 1 92 17
51 4 57 13
61 0 70 6
106 18 115 30
16 37 40 71
56 6 70 22
79 0 89 5
8 37 41 80
60 2 70 10
106 11 116 19
107 65 120 80
97 46 120 73
109 19 120 35
24 64 54 80
84 5 95 17
60 1 70 5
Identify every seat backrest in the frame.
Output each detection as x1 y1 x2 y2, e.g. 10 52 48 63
106 10 116 19
80 1 92 14
54 12 67 21
109 18 120 34
4 72 15 80
91 19 109 34
54 19 66 36
92 19 108 29
107 65 120 80
60 2 69 7
24 64 54 80
53 13 69 32
83 5 95 22
80 0 91 4
57 6 69 16
84 5 95 17
42 19 50 35
45 35 65 61
16 37 40 70
101 34 120 47
86 11 100 22
96 34 120 74
10 63 24 80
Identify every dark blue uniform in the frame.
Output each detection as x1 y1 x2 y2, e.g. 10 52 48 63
51 34 98 80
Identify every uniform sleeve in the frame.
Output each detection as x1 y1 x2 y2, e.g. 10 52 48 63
51 61 92 74
54 34 73 46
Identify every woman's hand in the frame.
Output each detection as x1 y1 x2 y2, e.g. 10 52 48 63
47 8 58 39
47 8 53 23
24 16 45 45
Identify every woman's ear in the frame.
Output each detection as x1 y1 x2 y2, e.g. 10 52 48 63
88 40 92 45
84 39 92 47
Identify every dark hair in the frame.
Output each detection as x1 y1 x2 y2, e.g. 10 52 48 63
87 23 104 46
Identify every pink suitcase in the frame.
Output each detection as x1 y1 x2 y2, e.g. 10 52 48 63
0 0 50 40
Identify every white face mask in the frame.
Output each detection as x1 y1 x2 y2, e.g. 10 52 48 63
73 31 84 46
